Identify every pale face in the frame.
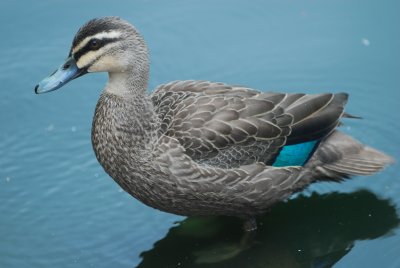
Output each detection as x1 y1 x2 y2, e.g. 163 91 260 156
35 17 146 94
72 30 126 72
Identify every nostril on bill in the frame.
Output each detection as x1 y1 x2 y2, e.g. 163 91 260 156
62 63 71 70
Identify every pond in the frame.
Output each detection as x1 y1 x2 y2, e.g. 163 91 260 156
1 0 399 267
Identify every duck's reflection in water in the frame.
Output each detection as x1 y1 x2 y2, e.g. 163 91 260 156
137 190 399 268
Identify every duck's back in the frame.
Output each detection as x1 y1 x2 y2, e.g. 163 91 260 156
151 80 348 169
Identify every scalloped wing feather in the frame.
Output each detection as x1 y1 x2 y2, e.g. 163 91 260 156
151 80 347 168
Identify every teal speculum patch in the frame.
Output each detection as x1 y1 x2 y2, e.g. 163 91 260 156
272 140 319 167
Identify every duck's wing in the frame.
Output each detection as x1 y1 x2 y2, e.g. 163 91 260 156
151 80 347 167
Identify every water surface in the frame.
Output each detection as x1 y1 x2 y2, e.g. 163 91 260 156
1 1 399 267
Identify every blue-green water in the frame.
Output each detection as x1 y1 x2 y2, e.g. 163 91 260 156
1 1 399 267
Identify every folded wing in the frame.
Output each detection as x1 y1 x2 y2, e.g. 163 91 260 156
151 80 348 168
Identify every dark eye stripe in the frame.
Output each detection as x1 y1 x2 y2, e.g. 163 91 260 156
73 37 121 62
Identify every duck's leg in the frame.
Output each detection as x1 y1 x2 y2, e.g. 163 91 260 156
243 218 257 232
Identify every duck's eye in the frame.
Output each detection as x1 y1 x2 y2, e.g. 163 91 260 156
89 39 100 49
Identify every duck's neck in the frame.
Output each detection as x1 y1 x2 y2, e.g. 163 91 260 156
105 61 149 96
92 63 159 179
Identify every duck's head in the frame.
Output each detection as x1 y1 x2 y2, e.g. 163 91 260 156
35 17 148 94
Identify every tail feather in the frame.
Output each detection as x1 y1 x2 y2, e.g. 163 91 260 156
306 131 393 181
324 146 393 176
342 112 363 119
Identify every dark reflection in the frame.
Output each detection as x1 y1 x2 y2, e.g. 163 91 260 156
137 190 399 268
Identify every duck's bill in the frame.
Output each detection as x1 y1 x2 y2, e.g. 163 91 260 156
34 56 87 94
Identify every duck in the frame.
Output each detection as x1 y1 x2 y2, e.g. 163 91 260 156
35 17 392 231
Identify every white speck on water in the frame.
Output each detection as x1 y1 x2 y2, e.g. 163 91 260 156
297 249 302 252
362 38 370 46
368 214 372 217
71 126 77 132
46 124 54 131
5 177 10 182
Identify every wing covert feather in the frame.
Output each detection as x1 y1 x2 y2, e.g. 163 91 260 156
152 80 348 167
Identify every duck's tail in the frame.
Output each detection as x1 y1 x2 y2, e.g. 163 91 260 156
306 131 393 181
